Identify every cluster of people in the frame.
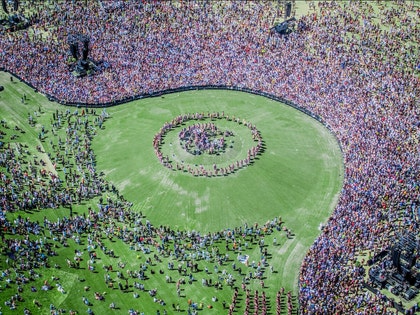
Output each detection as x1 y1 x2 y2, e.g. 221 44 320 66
242 290 281 315
0 100 289 313
1 0 419 314
179 122 228 156
0 136 63 212
0 106 111 215
153 112 263 176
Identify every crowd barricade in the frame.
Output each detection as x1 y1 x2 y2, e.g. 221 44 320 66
0 69 344 158
362 282 407 314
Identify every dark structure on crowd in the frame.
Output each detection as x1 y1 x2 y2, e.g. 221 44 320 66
1 0 19 14
0 0 30 32
284 1 293 19
68 34 80 60
271 17 296 36
270 0 296 36
277 0 295 20
67 33 99 77
391 232 420 288
366 231 420 312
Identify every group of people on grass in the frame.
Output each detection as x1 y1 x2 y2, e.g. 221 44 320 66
153 112 263 176
1 103 291 314
0 107 109 214
1 0 420 314
179 122 228 156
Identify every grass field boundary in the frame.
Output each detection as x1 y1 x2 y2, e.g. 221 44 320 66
1 68 344 160
0 71 345 314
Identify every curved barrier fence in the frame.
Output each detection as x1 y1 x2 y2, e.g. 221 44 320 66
0 68 341 154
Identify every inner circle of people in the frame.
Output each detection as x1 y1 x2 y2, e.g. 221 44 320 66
153 112 263 177
179 121 232 156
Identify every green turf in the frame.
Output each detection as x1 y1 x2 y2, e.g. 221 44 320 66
0 71 343 315
93 90 343 233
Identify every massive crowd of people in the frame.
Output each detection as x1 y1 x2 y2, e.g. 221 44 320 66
1 0 419 314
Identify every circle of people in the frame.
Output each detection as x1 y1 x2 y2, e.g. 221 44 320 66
179 122 231 156
153 112 262 177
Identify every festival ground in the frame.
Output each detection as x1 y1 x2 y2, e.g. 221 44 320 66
0 72 343 314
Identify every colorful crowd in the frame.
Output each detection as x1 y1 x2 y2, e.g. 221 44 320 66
1 0 419 314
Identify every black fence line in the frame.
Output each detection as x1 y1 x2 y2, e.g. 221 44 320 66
362 282 407 314
1 68 342 154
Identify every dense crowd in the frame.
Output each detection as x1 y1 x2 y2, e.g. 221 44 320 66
0 107 108 213
1 0 419 314
179 122 227 155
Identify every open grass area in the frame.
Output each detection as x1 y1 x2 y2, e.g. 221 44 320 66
0 72 343 314
93 90 343 233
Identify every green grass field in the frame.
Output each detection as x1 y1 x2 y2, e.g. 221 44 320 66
93 90 343 232
0 71 343 314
